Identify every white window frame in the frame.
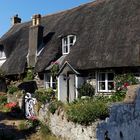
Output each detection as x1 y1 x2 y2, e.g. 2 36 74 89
0 51 6 60
97 72 114 92
44 73 57 90
62 35 76 55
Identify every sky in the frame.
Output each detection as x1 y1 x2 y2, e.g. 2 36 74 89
0 0 92 37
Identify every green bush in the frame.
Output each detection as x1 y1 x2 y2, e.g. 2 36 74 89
78 83 95 98
0 94 7 105
18 120 27 130
114 73 139 92
40 123 50 136
66 99 109 125
7 85 19 94
23 68 34 81
35 88 55 104
110 91 126 102
48 100 63 114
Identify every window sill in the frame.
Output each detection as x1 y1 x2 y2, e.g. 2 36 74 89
0 57 6 60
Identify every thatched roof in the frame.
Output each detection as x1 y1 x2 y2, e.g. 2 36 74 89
0 0 140 75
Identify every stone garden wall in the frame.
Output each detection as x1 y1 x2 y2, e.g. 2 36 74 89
39 106 98 140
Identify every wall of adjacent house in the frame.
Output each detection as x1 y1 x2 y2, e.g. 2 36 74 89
97 85 140 140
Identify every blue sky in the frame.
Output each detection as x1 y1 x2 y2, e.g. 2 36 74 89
0 0 92 37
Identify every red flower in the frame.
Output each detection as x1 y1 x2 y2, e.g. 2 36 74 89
5 102 17 109
124 82 129 88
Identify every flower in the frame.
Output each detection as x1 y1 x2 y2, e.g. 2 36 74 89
124 82 129 88
5 102 17 109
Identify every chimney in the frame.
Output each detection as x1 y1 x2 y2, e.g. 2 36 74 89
11 14 21 25
27 14 44 68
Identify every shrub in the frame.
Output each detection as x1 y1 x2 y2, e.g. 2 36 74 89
40 123 50 136
7 85 19 94
110 91 126 102
23 68 34 81
114 73 139 92
66 99 109 125
35 88 55 104
78 83 95 98
0 94 7 105
50 62 59 78
48 100 63 114
18 120 27 130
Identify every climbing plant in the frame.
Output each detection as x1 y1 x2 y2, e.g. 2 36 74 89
50 62 59 78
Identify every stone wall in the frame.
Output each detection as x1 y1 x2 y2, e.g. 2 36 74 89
39 106 99 140
97 85 140 140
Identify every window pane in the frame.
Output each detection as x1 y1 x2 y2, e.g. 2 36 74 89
52 82 56 89
99 82 105 90
99 73 105 81
108 73 114 80
69 36 74 44
45 74 51 82
64 37 68 44
64 45 68 53
108 82 114 90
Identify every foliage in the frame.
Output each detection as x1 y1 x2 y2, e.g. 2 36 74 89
25 116 40 129
78 83 95 98
23 68 34 81
35 88 55 104
48 100 63 114
0 94 7 106
114 73 139 92
7 85 19 94
66 99 109 125
50 62 59 77
18 120 27 130
40 123 50 136
110 91 126 102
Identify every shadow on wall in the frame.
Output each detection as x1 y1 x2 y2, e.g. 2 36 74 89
97 85 140 140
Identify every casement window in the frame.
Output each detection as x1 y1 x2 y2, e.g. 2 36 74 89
97 72 114 92
0 51 6 59
44 73 57 90
62 35 76 54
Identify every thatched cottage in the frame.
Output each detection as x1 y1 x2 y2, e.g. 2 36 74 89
0 0 140 102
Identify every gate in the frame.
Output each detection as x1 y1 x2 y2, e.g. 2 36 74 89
25 92 37 118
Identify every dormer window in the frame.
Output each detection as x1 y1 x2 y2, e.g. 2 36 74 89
62 35 76 55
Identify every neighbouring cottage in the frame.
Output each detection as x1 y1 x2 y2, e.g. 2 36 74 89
0 0 139 101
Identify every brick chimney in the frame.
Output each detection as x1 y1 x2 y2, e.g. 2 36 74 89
27 14 44 68
11 14 21 25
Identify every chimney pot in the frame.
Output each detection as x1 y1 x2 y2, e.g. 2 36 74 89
32 14 41 26
12 14 21 25
32 15 36 26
